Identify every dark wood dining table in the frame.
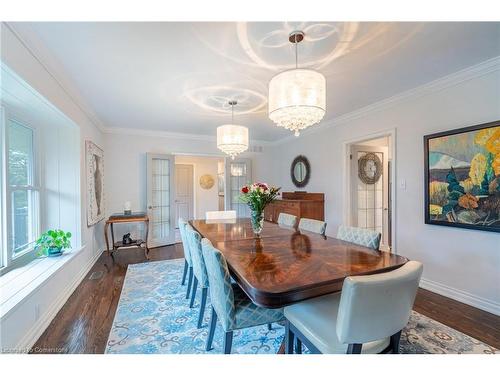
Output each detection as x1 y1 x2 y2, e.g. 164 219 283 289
190 218 409 352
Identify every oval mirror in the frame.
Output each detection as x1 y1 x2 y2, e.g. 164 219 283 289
291 155 310 188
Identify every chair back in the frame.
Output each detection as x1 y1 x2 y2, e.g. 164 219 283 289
178 218 192 265
298 218 327 235
185 224 209 288
201 238 236 331
336 261 423 344
337 225 381 250
205 210 237 220
277 213 297 228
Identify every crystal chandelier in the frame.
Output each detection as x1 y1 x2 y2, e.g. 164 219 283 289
268 31 326 137
217 101 249 160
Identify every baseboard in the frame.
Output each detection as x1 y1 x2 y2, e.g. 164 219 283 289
420 278 500 316
15 248 102 351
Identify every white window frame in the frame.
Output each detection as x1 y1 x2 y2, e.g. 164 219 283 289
1 107 42 274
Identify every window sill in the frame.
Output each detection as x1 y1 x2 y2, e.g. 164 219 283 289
0 245 85 320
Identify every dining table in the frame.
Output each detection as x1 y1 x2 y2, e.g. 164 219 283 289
190 218 409 353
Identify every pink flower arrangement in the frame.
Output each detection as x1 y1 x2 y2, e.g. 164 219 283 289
239 182 280 212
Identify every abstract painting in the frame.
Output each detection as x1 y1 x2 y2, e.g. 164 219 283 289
424 121 500 232
86 140 104 226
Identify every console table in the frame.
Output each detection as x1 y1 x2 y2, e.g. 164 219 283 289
104 212 150 259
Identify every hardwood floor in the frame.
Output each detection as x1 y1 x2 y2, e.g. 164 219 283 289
33 245 500 353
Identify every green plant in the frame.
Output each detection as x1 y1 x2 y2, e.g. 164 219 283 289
35 229 72 256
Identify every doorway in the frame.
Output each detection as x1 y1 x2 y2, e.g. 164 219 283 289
346 135 394 252
174 164 194 227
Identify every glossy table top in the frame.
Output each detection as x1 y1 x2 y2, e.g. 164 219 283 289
190 218 408 308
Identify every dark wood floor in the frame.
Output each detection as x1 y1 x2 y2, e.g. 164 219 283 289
33 245 500 353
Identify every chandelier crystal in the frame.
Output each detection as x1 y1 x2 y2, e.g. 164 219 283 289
268 31 326 137
217 101 249 160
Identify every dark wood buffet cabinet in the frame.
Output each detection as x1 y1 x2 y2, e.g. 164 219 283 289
264 192 325 223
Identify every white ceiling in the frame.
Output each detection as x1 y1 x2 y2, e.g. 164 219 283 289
9 22 500 142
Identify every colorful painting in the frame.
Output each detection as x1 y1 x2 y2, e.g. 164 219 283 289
424 121 500 232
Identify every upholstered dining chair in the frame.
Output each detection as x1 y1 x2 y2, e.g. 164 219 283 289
205 210 237 220
337 225 381 250
201 238 285 354
178 218 194 299
185 224 210 328
277 212 297 228
284 261 423 354
298 218 327 235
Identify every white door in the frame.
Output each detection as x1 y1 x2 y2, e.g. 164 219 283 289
350 145 390 251
174 164 194 226
147 153 176 247
224 158 252 218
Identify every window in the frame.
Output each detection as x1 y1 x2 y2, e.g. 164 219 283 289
1 115 40 272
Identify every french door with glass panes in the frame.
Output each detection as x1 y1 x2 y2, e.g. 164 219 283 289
224 158 252 218
147 153 175 247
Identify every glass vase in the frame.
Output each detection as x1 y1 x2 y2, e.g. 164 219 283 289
251 210 264 236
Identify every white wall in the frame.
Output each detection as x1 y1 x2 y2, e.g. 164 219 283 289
1 23 105 349
263 65 500 314
175 155 222 219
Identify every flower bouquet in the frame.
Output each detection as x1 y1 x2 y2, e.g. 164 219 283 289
239 182 280 236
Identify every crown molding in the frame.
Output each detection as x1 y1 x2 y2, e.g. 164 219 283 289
4 22 107 133
271 55 500 146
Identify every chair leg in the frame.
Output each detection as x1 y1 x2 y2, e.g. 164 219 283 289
197 287 208 328
190 277 198 308
285 321 294 354
295 337 302 354
181 260 188 285
267 323 272 330
390 330 402 354
223 331 233 354
206 307 217 351
185 267 193 299
347 343 363 354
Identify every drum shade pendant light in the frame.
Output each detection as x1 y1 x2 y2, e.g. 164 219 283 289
217 101 249 160
268 31 326 137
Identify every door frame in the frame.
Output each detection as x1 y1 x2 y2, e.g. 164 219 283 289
146 153 176 248
342 128 397 253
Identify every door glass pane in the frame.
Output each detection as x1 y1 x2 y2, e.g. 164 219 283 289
8 121 33 186
229 162 250 217
152 158 170 238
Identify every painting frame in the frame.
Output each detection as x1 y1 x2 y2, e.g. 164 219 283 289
86 140 105 227
424 120 500 233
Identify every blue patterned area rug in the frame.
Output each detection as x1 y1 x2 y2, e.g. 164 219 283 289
105 259 497 354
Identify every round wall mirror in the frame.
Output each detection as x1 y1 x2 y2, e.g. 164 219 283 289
291 155 310 188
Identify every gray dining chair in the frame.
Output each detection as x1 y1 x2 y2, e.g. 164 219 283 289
298 218 327 235
185 224 210 328
201 238 285 354
284 261 423 354
178 218 194 299
277 213 297 228
337 225 381 250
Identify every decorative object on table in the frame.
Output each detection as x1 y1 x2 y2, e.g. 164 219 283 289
291 155 311 188
86 140 105 226
104 212 150 259
122 233 133 245
268 30 326 137
424 120 500 233
35 229 72 257
124 201 132 215
239 182 280 236
217 100 249 159
358 152 382 184
199 174 215 190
